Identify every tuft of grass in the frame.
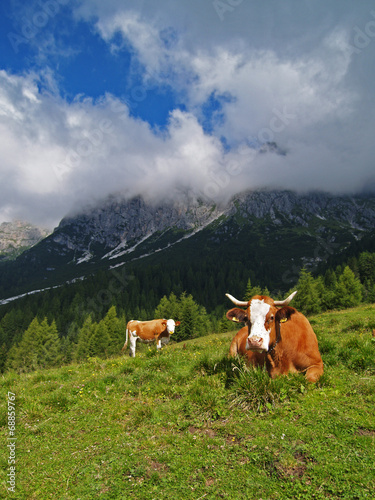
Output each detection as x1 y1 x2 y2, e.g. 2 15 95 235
230 364 307 413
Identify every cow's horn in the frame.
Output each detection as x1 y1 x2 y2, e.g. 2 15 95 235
225 293 249 307
274 291 297 307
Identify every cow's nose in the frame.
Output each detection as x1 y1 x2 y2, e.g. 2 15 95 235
246 337 264 350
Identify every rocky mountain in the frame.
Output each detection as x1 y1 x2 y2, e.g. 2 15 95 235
51 195 223 264
1 190 375 300
0 221 50 261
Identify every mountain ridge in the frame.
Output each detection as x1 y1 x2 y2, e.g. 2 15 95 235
1 189 375 300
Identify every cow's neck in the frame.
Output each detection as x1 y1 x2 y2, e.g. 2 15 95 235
268 320 282 354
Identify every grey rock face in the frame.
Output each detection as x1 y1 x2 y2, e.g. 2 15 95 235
0 221 50 259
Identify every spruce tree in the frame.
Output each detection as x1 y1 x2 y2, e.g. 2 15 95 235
76 316 96 360
154 292 211 341
0 344 7 373
335 266 363 309
90 320 110 357
39 319 61 369
244 278 262 301
100 306 124 355
293 268 321 315
154 293 179 320
358 252 375 285
5 317 61 373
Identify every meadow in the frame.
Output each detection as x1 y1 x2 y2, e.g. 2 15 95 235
1 304 374 499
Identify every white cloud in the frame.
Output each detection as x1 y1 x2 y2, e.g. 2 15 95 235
0 70 226 226
1 0 375 226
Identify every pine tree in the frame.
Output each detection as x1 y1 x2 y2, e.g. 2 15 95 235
217 313 233 333
335 266 363 309
244 278 262 301
5 317 61 373
262 286 270 297
0 344 7 373
154 293 179 320
90 320 110 357
244 279 252 301
76 316 96 360
100 306 124 356
0 309 25 348
358 252 375 285
39 319 61 369
154 292 211 342
179 294 195 341
293 268 321 315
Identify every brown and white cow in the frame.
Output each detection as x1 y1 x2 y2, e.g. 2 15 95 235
226 292 323 382
122 319 181 357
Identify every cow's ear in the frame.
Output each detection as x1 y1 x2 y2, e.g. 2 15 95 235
275 306 296 323
226 308 248 323
161 320 167 327
175 321 181 326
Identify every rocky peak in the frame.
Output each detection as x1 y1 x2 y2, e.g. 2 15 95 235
0 221 50 260
52 195 223 256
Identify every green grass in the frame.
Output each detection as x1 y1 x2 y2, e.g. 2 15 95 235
1 305 375 499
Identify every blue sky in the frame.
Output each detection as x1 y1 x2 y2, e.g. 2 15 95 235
1 0 375 226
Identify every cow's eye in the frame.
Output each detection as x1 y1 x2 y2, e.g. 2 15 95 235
268 316 274 323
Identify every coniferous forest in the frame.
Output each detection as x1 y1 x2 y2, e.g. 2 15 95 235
1 249 375 374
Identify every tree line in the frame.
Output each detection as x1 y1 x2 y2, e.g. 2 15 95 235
1 293 212 373
1 251 375 373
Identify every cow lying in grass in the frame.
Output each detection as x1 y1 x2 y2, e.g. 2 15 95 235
226 292 323 382
122 319 180 357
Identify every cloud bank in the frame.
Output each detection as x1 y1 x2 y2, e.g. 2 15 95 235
1 0 375 227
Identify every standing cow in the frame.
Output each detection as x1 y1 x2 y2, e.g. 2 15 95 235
226 291 323 382
122 319 180 357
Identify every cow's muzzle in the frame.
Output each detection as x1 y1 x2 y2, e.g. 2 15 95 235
246 337 265 352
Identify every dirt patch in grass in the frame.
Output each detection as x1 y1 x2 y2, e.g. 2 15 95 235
187 426 217 438
271 452 317 481
356 427 375 437
149 461 170 474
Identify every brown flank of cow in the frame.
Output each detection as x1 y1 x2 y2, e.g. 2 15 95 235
226 293 324 383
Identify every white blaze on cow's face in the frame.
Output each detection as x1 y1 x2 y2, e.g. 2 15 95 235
166 319 176 334
246 299 271 352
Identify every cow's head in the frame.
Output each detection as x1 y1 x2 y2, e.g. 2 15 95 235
164 319 181 334
226 292 297 352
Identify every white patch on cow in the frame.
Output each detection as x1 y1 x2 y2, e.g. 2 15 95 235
129 331 138 357
166 319 176 334
247 299 271 351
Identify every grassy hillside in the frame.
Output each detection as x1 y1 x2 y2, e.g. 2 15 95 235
1 305 374 499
